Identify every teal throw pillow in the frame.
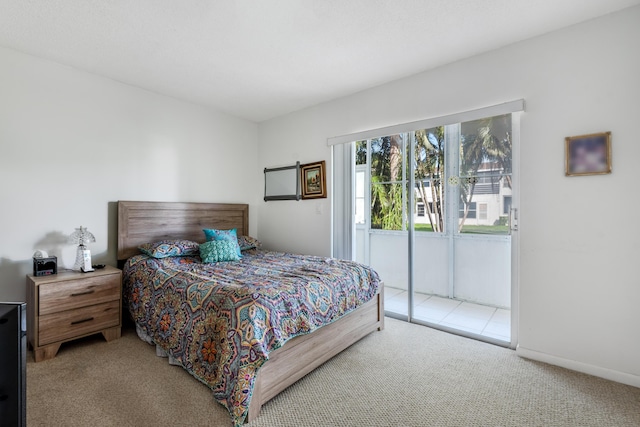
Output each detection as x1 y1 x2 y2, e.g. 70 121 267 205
200 240 241 263
203 228 242 257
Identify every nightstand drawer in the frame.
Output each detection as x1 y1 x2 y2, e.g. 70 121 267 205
38 299 120 346
39 274 120 316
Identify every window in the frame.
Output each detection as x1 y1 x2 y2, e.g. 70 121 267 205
414 127 445 232
503 195 512 215
479 203 488 220
370 135 406 231
355 141 368 225
355 169 366 224
460 201 477 219
458 114 512 234
356 140 367 165
346 111 515 236
330 99 522 259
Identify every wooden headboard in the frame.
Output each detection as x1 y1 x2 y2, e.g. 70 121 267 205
117 201 249 261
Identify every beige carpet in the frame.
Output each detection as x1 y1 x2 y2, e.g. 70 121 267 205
27 318 640 427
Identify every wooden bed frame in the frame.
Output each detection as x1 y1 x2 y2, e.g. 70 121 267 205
117 200 384 423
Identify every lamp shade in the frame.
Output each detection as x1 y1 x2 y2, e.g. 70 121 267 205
68 226 96 246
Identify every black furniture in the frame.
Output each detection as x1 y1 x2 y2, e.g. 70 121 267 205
0 302 27 427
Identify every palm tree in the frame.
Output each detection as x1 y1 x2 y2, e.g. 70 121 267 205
459 115 512 232
415 127 445 232
484 115 512 189
364 115 511 233
370 135 404 230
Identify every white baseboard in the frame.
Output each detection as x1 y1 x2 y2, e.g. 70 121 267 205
516 345 640 388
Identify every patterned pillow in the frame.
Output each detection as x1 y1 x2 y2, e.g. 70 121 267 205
237 235 262 251
199 240 241 263
203 228 242 257
138 240 200 258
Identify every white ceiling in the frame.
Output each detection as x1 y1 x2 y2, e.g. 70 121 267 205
1 0 638 122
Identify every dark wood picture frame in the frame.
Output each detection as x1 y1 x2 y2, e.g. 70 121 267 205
300 161 327 199
565 131 611 176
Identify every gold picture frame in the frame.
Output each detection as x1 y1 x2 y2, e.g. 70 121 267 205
565 132 611 176
300 161 327 199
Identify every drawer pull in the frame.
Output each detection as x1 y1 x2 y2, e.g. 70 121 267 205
71 317 94 325
71 289 95 297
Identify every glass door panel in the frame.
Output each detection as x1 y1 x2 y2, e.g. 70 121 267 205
458 114 512 235
413 127 445 233
411 115 513 343
412 126 450 322
355 114 515 343
359 135 409 317
446 114 512 341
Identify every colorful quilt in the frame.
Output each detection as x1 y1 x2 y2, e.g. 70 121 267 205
122 249 380 426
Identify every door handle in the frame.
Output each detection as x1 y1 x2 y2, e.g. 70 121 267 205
510 208 518 232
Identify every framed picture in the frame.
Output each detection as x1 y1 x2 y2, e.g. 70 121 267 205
300 161 327 199
565 132 611 176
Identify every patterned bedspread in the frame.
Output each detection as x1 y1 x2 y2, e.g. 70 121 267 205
122 249 380 426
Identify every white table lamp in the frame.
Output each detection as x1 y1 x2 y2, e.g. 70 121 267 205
69 226 96 271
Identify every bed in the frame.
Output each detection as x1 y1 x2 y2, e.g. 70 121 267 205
117 201 384 426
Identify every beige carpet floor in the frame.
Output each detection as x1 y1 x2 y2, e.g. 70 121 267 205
27 317 640 427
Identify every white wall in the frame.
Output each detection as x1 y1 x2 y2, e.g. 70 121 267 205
0 46 261 302
258 7 640 386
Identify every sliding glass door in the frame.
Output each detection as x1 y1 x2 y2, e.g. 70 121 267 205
353 112 517 345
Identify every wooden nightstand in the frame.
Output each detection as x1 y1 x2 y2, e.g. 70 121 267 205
26 266 122 362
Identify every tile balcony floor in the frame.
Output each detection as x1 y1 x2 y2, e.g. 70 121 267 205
384 286 511 342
